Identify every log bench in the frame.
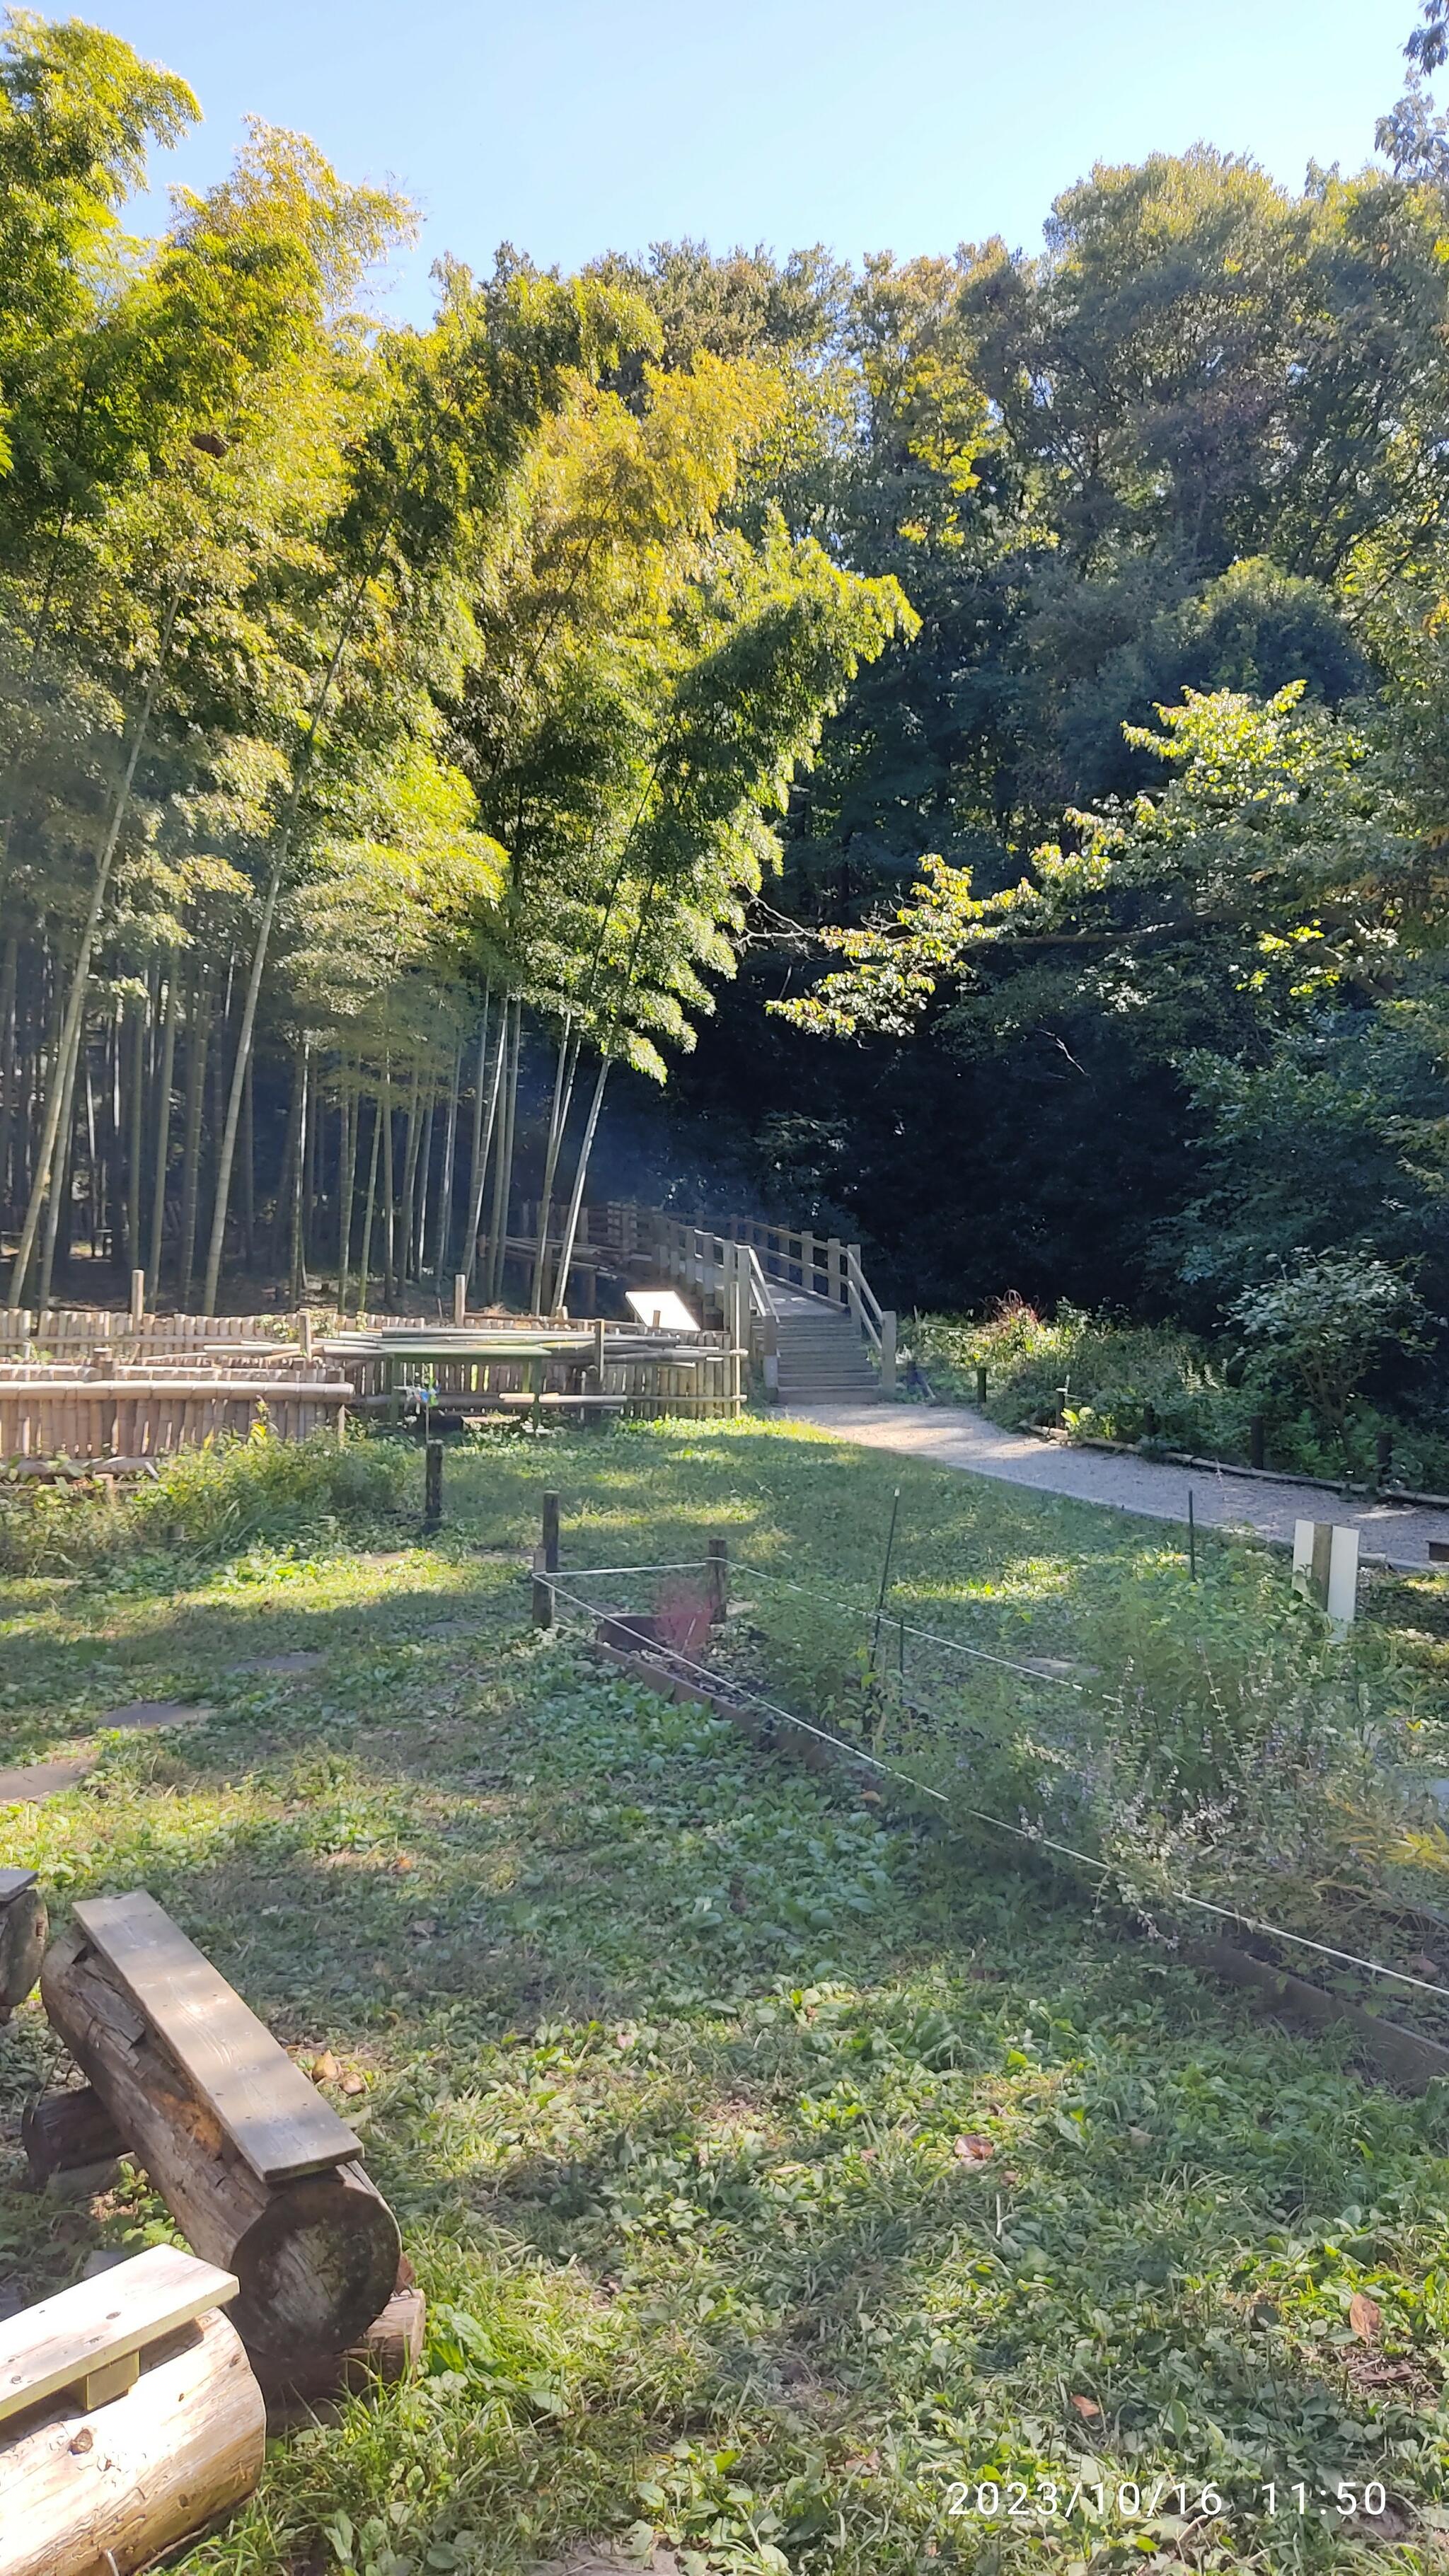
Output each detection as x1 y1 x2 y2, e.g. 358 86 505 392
40 1892 402 2367
0 2244 263 2576
0 1868 47 2020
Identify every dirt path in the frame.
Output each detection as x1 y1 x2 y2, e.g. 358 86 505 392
792 1401 1449 1571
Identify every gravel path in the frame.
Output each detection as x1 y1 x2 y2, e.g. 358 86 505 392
792 1402 1449 1571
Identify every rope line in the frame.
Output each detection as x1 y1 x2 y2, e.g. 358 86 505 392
739 1561 1084 1688
536 1573 1449 2013
555 1561 711 1578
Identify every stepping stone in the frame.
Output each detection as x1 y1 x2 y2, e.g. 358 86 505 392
0 1759 94 1803
245 1653 323 1677
96 1700 211 1731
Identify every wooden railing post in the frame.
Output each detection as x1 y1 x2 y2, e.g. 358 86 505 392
728 1247 745 1411
129 1270 145 1329
800 1229 815 1295
879 1310 897 1397
845 1246 863 1329
826 1236 842 1307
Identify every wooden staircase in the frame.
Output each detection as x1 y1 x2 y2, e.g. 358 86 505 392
771 1288 882 1407
604 1203 899 1407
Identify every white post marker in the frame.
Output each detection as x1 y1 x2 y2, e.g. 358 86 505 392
1293 1520 1360 1631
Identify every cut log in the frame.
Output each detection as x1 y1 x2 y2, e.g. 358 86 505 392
0 2304 262 2576
253 2278 427 2407
0 1871 46 2017
40 1922 400 2360
21 2085 128 2185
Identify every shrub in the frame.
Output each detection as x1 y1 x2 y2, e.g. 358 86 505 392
0 1423 408 1577
1230 1250 1427 1459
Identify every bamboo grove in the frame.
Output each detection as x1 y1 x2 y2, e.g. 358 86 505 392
0 13 911 1315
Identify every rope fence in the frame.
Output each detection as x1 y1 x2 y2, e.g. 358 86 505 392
522 1506 1449 2021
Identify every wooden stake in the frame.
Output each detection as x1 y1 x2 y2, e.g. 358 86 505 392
541 1489 560 1573
872 1488 901 1663
129 1269 144 1329
453 1271 466 1325
423 1438 443 1533
706 1536 728 1626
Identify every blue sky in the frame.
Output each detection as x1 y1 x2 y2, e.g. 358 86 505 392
88 0 1415 318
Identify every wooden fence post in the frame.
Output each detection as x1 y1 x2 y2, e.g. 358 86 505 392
800 1230 815 1295
531 1559 555 1629
826 1237 842 1307
541 1489 560 1573
296 1309 313 1361
845 1247 862 1328
423 1438 444 1533
453 1273 466 1325
706 1536 728 1625
129 1269 144 1329
975 1362 988 1404
880 1310 897 1397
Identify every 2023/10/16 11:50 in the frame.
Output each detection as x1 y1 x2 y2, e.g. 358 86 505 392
944 2478 1391 2522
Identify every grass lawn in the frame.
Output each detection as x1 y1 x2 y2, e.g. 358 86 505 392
4 1416 1449 2574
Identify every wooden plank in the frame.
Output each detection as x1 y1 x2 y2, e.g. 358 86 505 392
0 2243 238 2424
74 1890 362 2185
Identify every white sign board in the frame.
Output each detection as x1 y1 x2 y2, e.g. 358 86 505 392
625 1288 700 1334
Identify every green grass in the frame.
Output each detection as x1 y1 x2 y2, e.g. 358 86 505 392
4 1420 1449 2573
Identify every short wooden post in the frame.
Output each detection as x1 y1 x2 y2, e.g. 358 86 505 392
386 1355 400 1429
706 1536 728 1626
1376 1427 1392 1489
453 1273 467 1326
423 1438 444 1532
826 1237 843 1306
129 1269 145 1329
763 1310 779 1399
880 1310 897 1397
296 1309 313 1361
531 1555 555 1629
975 1362 988 1405
541 1489 560 1573
1249 1413 1266 1469
590 1317 606 1392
